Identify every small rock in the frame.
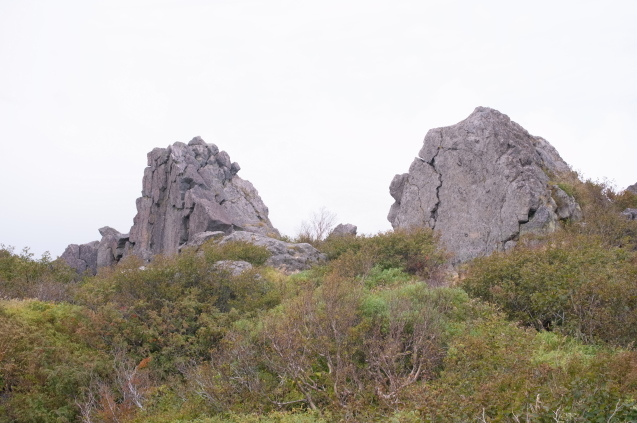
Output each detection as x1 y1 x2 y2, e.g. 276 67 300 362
621 208 637 220
329 223 358 238
213 260 253 276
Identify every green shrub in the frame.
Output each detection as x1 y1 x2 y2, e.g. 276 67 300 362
199 241 271 266
320 228 447 283
0 245 75 301
462 232 637 347
0 300 110 423
419 315 637 422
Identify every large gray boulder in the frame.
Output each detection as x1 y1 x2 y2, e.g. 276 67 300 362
128 137 279 261
627 182 637 195
388 107 581 264
217 231 326 273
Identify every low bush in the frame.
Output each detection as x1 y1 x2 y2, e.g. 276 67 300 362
0 245 75 301
462 232 637 347
319 228 448 283
419 315 637 422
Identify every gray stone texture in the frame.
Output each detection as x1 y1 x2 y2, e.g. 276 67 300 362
622 208 637 220
61 136 279 272
217 231 326 273
127 137 279 261
388 107 581 264
60 241 99 275
213 260 253 276
329 223 358 238
627 182 637 195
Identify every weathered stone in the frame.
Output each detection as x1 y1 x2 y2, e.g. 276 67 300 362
627 182 637 195
217 231 326 273
127 137 279 261
96 226 129 269
178 231 226 252
61 136 279 271
60 241 99 275
213 260 253 276
329 223 358 237
622 208 637 220
388 107 581 264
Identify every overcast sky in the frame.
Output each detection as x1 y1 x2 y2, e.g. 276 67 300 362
1 0 636 258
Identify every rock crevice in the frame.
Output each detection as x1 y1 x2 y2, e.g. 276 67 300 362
61 136 283 274
388 107 582 264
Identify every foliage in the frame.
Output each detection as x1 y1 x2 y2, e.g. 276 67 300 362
198 240 272 267
420 315 637 422
294 207 337 245
567 178 637 249
0 245 75 301
319 227 448 283
462 232 637 346
0 299 111 423
4 224 637 421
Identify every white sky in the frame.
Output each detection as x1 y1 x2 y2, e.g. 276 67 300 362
1 0 636 258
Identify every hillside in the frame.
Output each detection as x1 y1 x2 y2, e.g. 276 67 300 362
2 108 637 422
1 175 637 422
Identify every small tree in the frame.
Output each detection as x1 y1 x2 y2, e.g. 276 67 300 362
296 207 337 245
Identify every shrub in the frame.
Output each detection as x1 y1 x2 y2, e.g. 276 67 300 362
462 232 637 347
320 228 448 283
0 245 75 301
419 315 637 422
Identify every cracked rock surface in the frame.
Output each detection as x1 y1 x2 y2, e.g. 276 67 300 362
388 107 581 264
128 137 280 261
62 137 280 273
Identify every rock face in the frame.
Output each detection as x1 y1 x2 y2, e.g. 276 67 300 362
218 231 326 273
60 241 99 275
60 227 129 275
627 182 637 195
61 137 280 273
129 137 279 261
388 107 581 264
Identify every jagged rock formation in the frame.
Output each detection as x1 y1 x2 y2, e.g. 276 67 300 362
61 137 282 273
388 107 581 264
627 182 637 195
129 137 279 261
329 223 358 238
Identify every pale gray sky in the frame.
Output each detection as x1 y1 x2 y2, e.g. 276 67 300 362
1 0 636 258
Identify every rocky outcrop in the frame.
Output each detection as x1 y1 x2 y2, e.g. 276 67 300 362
388 107 582 264
627 182 637 195
60 241 99 275
329 223 358 238
60 227 129 275
217 231 326 273
62 136 280 273
128 137 279 261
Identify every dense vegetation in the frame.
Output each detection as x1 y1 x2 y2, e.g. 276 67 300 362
1 179 637 422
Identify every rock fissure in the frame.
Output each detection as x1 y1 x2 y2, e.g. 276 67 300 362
388 107 581 264
62 136 288 274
